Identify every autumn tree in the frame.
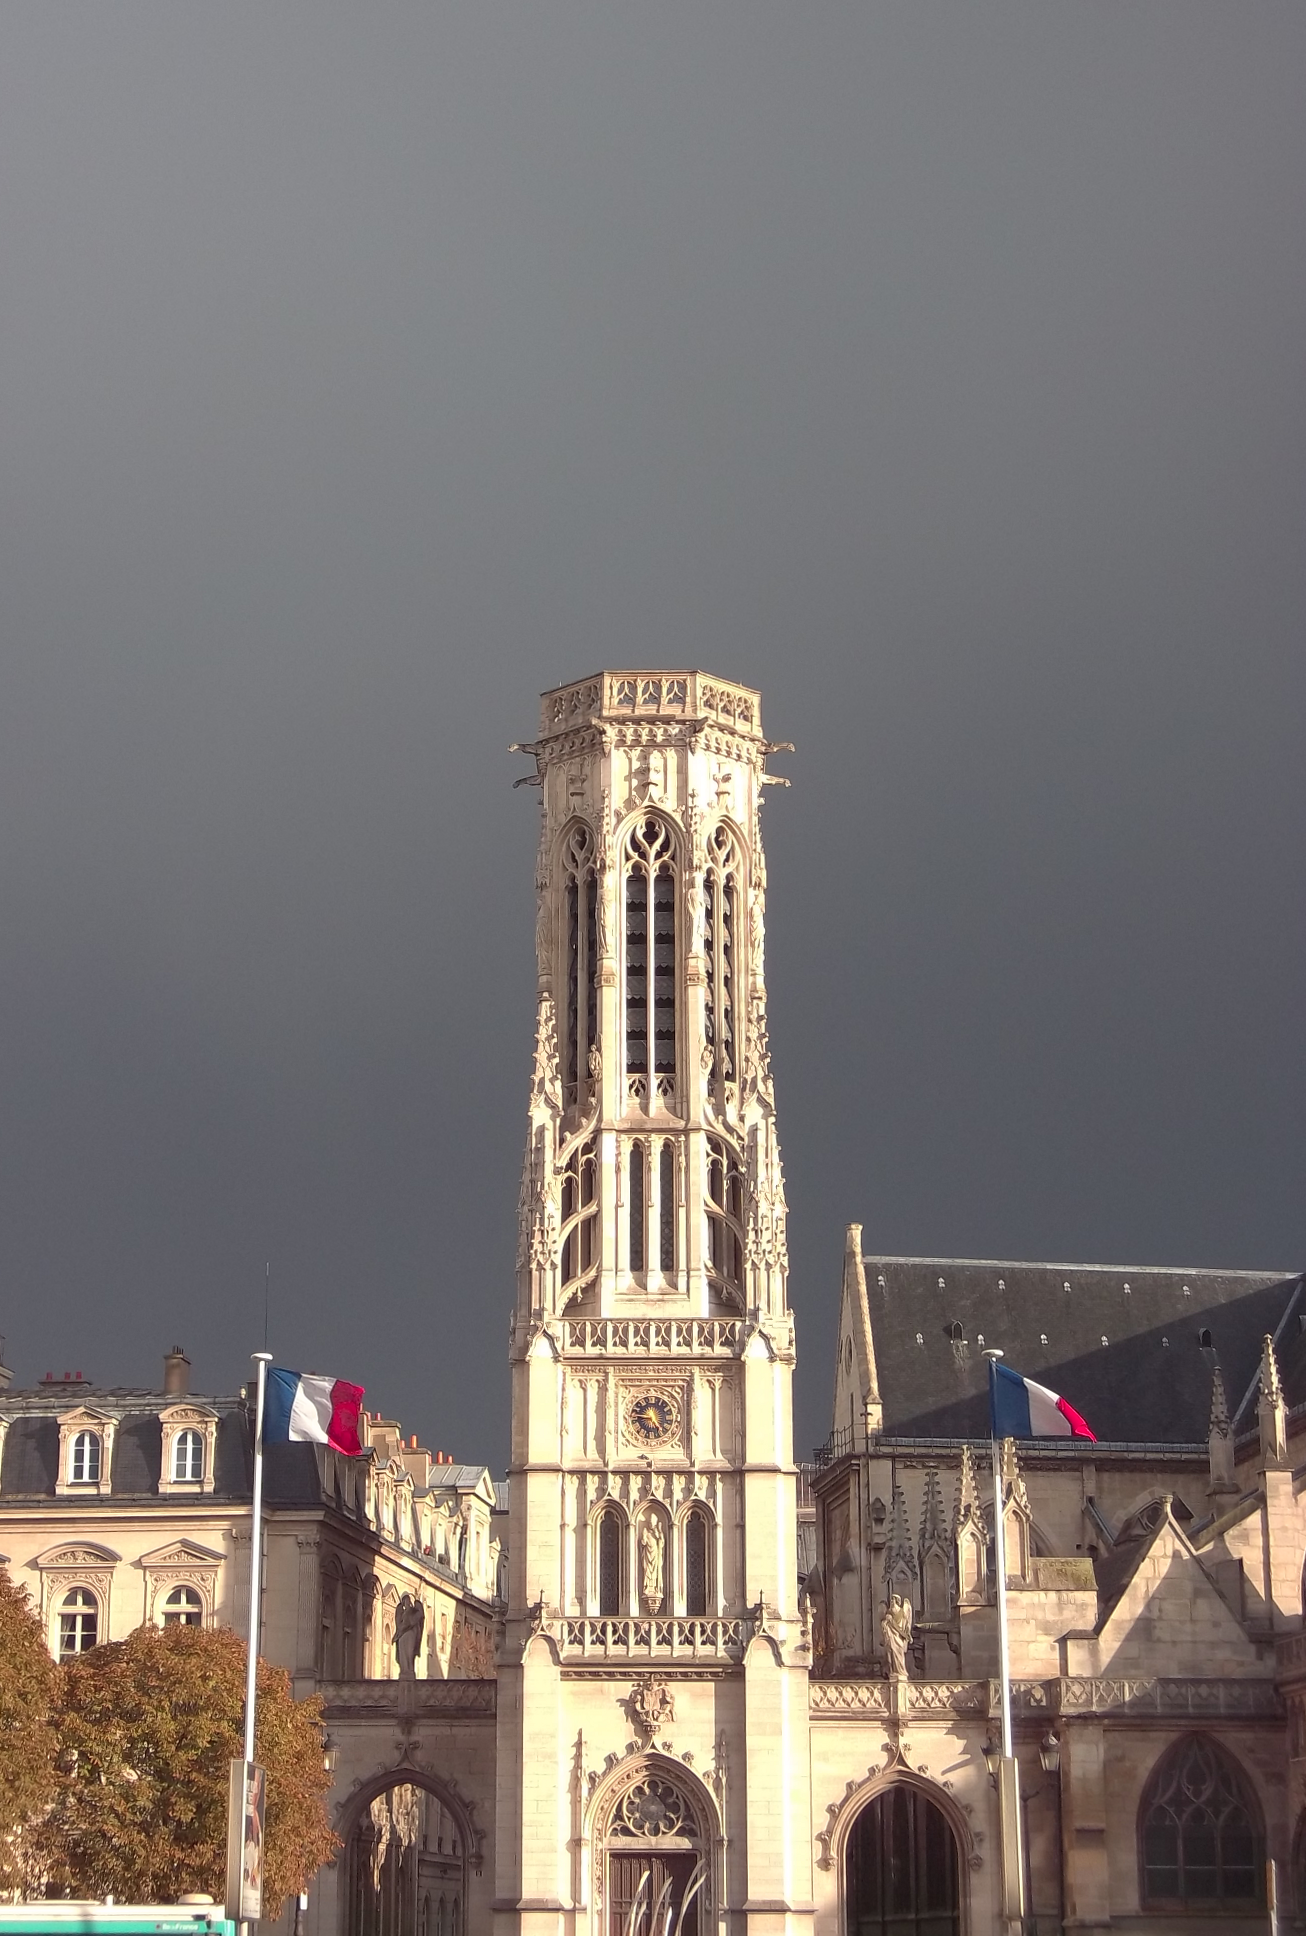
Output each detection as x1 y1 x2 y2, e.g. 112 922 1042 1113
39 1623 337 1913
0 1567 58 1891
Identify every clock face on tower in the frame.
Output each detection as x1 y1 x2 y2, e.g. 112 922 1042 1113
625 1391 679 1448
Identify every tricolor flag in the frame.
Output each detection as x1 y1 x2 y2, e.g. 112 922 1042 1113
989 1360 1095 1441
263 1367 365 1455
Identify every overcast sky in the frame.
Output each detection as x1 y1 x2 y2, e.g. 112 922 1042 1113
0 5 1302 1464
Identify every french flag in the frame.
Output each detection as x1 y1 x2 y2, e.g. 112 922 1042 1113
263 1367 365 1456
989 1360 1095 1441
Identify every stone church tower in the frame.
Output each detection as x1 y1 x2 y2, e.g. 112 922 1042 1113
500 672 811 1934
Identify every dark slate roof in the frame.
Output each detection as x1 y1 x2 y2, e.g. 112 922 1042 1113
865 1258 1303 1445
0 1391 253 1501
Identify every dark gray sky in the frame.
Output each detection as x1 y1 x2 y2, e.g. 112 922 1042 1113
1 5 1302 1465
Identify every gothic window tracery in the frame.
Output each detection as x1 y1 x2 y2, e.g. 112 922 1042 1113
703 824 741 1089
561 824 599 1114
624 817 677 1090
705 1135 745 1298
1140 1735 1261 1906
560 1139 598 1298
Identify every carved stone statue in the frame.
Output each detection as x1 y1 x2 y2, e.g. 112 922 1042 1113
394 1592 425 1680
639 1515 666 1615
881 1593 913 1682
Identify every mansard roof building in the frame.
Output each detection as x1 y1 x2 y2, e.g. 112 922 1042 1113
0 1349 501 1683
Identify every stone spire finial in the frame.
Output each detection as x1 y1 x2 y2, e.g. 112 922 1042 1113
953 1446 987 1604
1209 1361 1231 1435
919 1467 947 1548
840 1224 882 1439
999 1438 1030 1515
1258 1333 1288 1467
885 1479 918 1602
954 1444 987 1536
1207 1361 1237 1498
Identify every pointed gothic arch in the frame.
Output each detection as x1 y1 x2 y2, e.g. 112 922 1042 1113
622 813 679 1104
822 1768 971 1936
558 819 600 1115
589 1753 718 1936
1138 1733 1263 1908
338 1770 476 1936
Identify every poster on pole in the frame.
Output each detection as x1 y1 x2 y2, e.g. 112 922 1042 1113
226 1758 266 1924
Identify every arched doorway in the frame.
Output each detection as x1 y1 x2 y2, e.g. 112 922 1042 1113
844 1782 960 1936
345 1779 467 1936
598 1763 711 1935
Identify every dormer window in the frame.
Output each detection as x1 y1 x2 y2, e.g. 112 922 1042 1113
158 1404 218 1495
55 1409 116 1496
70 1431 101 1484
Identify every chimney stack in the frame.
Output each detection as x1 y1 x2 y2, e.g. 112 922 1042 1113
163 1346 191 1397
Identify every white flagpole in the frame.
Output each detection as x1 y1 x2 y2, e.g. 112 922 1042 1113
982 1347 1024 1927
242 1352 273 1765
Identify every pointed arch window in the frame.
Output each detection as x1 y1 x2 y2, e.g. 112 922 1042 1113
845 1784 959 1935
597 1505 625 1616
1140 1735 1261 1905
560 1138 599 1299
684 1508 710 1617
658 1141 676 1274
562 824 599 1113
624 818 676 1085
706 1136 745 1297
703 824 741 1088
629 1145 646 1273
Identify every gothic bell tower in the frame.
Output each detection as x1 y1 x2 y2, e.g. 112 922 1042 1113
498 673 812 1936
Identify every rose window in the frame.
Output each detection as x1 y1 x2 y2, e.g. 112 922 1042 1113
617 1779 687 1840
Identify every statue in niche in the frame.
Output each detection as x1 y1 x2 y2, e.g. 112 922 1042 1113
393 1593 425 1680
881 1593 914 1682
639 1515 666 1615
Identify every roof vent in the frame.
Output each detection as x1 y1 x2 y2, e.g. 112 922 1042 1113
1123 1283 1131 1295
1040 1333 1048 1347
997 1278 1006 1291
1100 1335 1109 1347
937 1276 946 1290
1064 1280 1072 1293
915 1332 924 1346
1162 1336 1170 1348
976 1332 985 1346
1182 1285 1191 1298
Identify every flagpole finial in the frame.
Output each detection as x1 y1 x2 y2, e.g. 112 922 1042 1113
981 1347 1004 1363
251 1351 273 1364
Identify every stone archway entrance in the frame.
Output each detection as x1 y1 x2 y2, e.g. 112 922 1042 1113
344 1778 467 1936
844 1782 960 1936
599 1766 709 1936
